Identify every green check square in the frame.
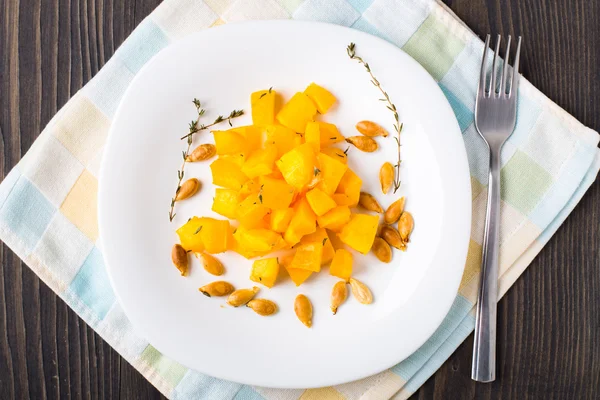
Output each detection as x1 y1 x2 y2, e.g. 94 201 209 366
500 150 553 215
140 345 188 387
402 13 466 81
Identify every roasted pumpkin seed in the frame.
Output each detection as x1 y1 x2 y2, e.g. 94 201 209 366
384 197 405 224
372 237 392 263
356 120 389 137
349 278 373 304
379 162 394 194
171 244 188 276
359 192 383 213
294 294 313 327
227 287 259 307
199 281 234 297
175 178 201 201
247 299 278 316
345 136 378 152
330 281 348 315
186 144 216 162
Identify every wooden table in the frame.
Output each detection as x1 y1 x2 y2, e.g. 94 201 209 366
1 1 598 398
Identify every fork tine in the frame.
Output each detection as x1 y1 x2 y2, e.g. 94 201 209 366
479 34 491 96
509 36 522 97
491 35 501 95
501 35 512 96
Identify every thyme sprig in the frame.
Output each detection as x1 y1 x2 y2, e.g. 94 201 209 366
169 99 244 222
347 43 403 192
180 109 244 140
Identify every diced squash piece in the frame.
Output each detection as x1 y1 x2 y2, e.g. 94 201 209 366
304 122 321 153
198 218 230 254
270 208 294 232
332 193 353 206
213 130 247 155
250 257 280 287
329 249 352 281
260 176 295 210
229 228 262 259
212 189 241 219
336 168 362 206
176 217 206 252
239 178 261 198
284 197 316 245
317 206 351 232
236 228 283 253
276 92 317 133
219 153 247 167
266 125 297 158
210 158 249 190
236 194 270 228
241 145 278 178
304 83 336 114
316 153 348 196
230 125 263 153
289 241 323 272
276 143 317 190
305 187 337 216
316 122 344 146
251 89 276 126
301 228 335 265
339 213 379 254
285 265 313 286
320 147 348 164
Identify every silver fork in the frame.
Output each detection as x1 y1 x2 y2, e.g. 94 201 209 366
471 34 522 383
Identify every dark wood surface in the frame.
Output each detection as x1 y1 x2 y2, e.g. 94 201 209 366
1 0 598 398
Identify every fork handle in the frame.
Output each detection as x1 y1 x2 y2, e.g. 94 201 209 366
472 148 501 382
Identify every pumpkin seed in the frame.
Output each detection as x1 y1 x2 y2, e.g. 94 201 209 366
359 192 383 213
349 278 373 304
195 252 225 276
379 225 402 250
330 281 348 315
372 237 392 263
171 244 188 276
379 162 395 194
384 197 405 224
175 178 201 201
345 136 378 152
199 281 234 297
247 299 278 316
294 294 313 327
398 211 414 251
227 287 259 307
356 120 388 137
186 144 216 162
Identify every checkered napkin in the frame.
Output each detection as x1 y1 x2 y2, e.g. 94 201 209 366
1 0 598 398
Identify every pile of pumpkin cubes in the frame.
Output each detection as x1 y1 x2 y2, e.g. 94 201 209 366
176 83 379 287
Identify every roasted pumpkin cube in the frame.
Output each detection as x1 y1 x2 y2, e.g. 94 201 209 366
230 125 263 153
251 89 276 126
329 249 352 281
305 187 337 216
270 208 294 232
210 158 249 190
320 147 348 164
198 218 230 254
241 145 278 178
317 206 351 232
336 168 362 206
301 228 335 265
332 193 353 206
266 125 297 158
317 122 344 146
212 189 241 219
239 178 261 198
276 92 317 133
236 194 270 228
304 83 336 114
219 153 247 167
304 122 321 153
176 217 206 252
213 129 247 155
285 265 313 286
276 143 317 190
316 153 348 196
229 228 262 259
250 257 280 288
284 197 316 245
339 213 379 254
289 241 323 272
236 228 282 253
260 176 295 210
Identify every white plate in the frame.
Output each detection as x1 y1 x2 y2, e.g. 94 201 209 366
99 21 471 389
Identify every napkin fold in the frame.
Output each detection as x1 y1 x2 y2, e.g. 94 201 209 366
0 0 598 399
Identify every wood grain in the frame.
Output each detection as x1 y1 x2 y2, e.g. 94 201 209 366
0 1 598 399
